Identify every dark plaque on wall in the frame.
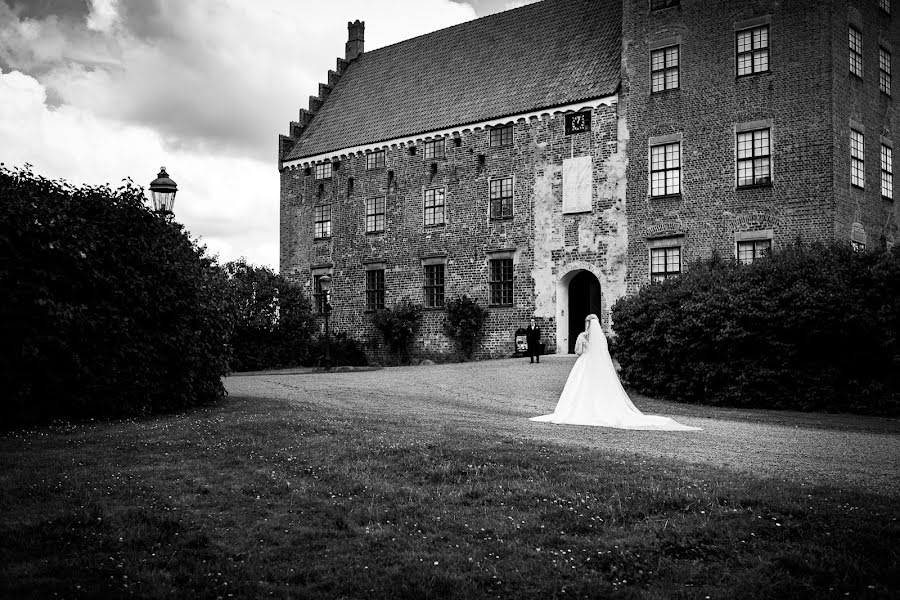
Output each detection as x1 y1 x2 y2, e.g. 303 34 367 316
565 111 591 135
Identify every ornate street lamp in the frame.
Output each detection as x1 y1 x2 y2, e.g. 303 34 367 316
318 274 333 369
149 166 178 213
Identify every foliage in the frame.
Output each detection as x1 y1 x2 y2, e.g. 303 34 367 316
304 332 369 368
0 163 234 426
371 298 424 364
223 259 315 371
612 241 900 415
443 295 489 358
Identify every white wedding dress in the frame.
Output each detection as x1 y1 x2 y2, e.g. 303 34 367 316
530 319 701 430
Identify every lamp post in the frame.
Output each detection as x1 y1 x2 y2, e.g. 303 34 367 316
149 167 178 213
318 274 333 369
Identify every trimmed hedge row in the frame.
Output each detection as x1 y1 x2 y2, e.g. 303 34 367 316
1 165 233 426
611 242 900 415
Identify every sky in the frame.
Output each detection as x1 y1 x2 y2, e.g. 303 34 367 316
0 0 537 270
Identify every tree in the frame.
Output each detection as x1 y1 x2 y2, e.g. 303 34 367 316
444 295 488 359
371 299 424 364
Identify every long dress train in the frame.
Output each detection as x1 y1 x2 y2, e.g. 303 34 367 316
530 319 701 431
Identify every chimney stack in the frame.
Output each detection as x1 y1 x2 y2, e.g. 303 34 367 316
346 20 365 61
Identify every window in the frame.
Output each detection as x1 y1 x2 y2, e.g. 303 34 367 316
489 177 513 219
880 0 891 15
365 269 385 311
366 196 385 233
650 246 681 282
423 139 445 159
651 0 679 9
738 239 771 264
737 128 771 187
423 264 445 308
313 204 331 238
736 25 769 76
651 45 679 92
366 150 385 170
851 129 865 188
849 27 863 77
424 188 445 227
650 142 681 196
882 144 894 199
315 162 332 180
852 240 866 252
490 125 512 147
313 274 330 314
489 258 513 306
880 48 892 95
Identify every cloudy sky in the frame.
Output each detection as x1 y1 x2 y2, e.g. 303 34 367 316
0 0 536 270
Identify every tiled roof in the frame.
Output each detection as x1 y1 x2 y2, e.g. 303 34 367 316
284 0 621 162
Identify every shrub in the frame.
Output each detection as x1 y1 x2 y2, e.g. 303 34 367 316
371 299 424 364
223 260 315 371
0 164 233 427
444 295 489 359
611 242 900 415
304 332 369 368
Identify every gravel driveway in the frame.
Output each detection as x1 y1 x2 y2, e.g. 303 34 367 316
226 356 900 495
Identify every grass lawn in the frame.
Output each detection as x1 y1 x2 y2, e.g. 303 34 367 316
1 374 898 599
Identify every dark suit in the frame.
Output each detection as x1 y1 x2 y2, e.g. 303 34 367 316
526 325 541 362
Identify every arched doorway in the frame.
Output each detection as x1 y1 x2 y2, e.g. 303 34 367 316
567 270 602 353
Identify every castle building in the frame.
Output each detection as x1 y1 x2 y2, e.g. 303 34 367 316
278 0 898 360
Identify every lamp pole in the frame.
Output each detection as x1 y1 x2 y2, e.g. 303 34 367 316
148 167 178 213
318 274 333 370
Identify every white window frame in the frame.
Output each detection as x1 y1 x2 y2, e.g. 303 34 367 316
736 25 770 76
649 140 681 197
650 45 680 93
880 48 892 95
735 230 773 265
881 142 894 199
648 238 683 283
314 162 332 180
851 129 865 189
849 26 863 78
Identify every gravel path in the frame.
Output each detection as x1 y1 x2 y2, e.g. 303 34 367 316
226 356 900 495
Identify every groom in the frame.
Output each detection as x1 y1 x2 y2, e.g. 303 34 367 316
526 318 541 363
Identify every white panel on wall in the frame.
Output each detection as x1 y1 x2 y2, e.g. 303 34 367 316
563 156 592 214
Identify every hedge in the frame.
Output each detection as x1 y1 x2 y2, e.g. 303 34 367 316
611 242 900 415
0 164 233 426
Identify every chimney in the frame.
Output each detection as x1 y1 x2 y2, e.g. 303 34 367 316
346 20 365 61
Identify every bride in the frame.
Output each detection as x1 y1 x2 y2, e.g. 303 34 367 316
531 314 701 430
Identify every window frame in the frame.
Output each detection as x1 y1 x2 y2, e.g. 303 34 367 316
489 125 513 148
488 258 514 307
423 263 445 309
650 245 681 282
365 196 385 234
880 0 891 15
736 128 772 188
737 239 772 264
649 141 681 197
312 273 330 314
489 176 514 220
365 268 385 311
314 162 332 180
882 144 894 199
851 129 865 189
849 26 863 78
423 187 446 227
736 25 770 77
313 203 331 239
366 150 385 170
423 139 445 160
650 45 680 93
880 47 892 95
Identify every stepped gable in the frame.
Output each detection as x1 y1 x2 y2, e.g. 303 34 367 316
281 0 621 164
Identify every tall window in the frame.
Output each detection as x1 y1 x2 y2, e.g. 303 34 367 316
650 142 681 196
851 130 865 188
490 125 513 147
736 25 769 76
650 246 681 282
365 269 385 311
882 144 894 199
489 258 514 306
313 203 331 238
880 0 891 15
738 239 771 264
737 129 771 187
365 196 385 233
424 188 445 227
423 139 445 159
313 274 329 314
366 150 385 170
423 264 445 308
880 48 892 95
489 177 513 219
315 162 332 180
849 27 863 77
651 0 679 9
651 45 679 92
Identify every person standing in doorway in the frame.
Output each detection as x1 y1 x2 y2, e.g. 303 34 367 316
526 318 542 363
